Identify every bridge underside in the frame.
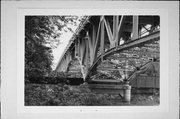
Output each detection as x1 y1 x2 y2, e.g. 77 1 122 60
56 15 160 90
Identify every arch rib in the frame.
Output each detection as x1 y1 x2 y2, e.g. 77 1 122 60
85 30 160 82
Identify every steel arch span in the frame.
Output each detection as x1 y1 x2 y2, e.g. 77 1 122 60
56 15 160 90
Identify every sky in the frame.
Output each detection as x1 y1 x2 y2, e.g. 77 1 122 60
52 32 73 69
52 19 81 70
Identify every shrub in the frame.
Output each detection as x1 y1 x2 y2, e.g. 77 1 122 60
25 83 159 106
27 77 67 84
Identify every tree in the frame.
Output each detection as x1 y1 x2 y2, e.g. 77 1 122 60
25 16 79 82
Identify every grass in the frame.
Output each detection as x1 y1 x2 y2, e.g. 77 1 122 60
25 83 159 106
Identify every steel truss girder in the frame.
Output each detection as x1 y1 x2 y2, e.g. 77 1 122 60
85 30 160 82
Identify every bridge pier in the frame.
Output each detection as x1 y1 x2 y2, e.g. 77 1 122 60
87 83 132 102
123 85 131 102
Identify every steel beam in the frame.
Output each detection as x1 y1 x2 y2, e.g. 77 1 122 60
85 32 90 73
93 18 102 63
104 17 113 45
100 17 105 61
132 16 139 40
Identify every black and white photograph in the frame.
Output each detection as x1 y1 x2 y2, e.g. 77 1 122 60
1 1 179 119
25 15 160 106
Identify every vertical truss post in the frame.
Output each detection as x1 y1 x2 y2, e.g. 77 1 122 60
132 15 139 40
64 53 68 78
91 25 97 65
80 38 85 64
62 58 64 71
114 16 119 48
77 38 80 58
63 58 65 71
104 17 113 46
79 38 86 80
93 17 102 63
79 38 82 59
111 16 119 48
67 51 71 77
92 25 96 48
62 57 67 72
64 55 67 71
69 50 72 62
100 16 105 61
74 40 77 58
117 16 125 47
85 32 90 76
66 51 70 71
89 26 95 66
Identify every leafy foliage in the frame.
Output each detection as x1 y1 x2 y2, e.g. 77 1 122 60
25 83 159 106
25 84 113 106
25 16 79 82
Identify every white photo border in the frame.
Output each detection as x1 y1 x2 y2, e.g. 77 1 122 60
17 8 168 113
1 1 179 119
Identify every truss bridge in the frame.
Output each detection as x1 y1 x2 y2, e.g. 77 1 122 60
56 15 160 102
